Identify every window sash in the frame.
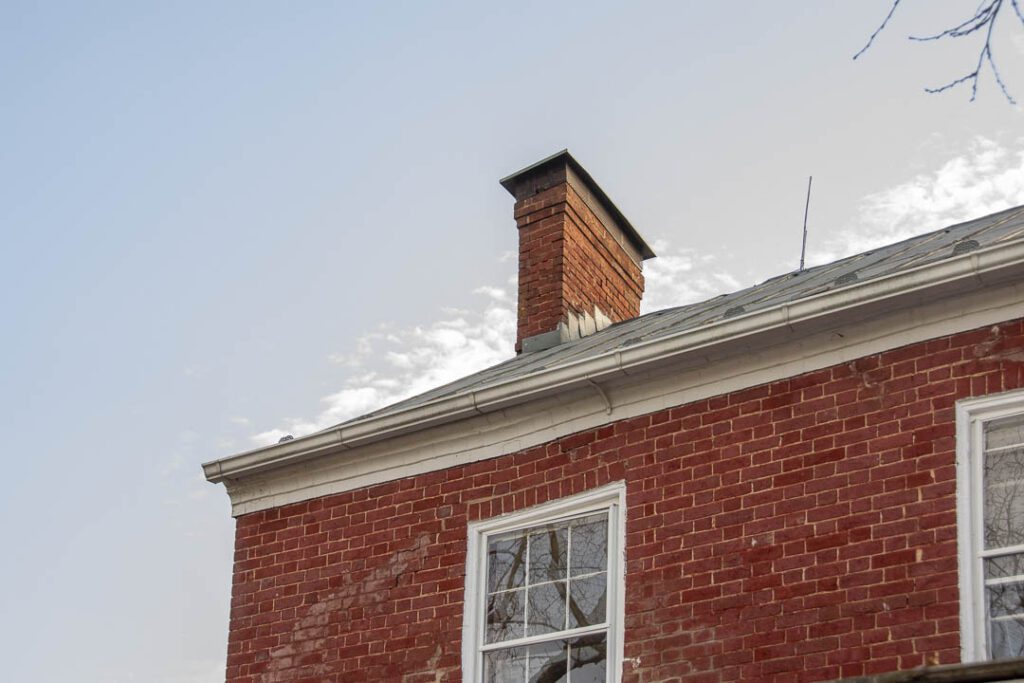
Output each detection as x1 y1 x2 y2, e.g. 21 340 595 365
984 574 1024 588
979 543 1024 559
480 622 609 653
462 482 626 683
480 512 611 663
957 390 1024 663
488 569 608 596
484 513 609 646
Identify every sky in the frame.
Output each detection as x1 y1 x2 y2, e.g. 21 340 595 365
2 2 1024 681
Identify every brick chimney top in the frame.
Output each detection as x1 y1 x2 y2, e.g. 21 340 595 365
500 150 655 260
501 150 656 353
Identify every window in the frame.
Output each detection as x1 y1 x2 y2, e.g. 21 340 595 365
462 482 626 683
957 390 1024 661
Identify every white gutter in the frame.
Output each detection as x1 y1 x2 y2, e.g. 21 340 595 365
203 238 1024 485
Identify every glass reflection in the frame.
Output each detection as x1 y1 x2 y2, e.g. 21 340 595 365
529 526 567 584
528 641 567 683
990 617 1024 660
989 581 1024 619
986 554 1024 580
487 589 524 643
570 633 607 683
984 447 1024 549
488 533 526 593
570 515 608 577
986 415 1024 450
510 636 607 683
483 512 610 681
484 646 526 683
527 581 567 637
985 415 1024 550
568 573 607 629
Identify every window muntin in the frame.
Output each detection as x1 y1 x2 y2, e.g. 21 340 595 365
958 392 1024 662
485 513 608 643
463 483 625 683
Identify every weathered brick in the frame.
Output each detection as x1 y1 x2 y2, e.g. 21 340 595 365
223 318 1024 682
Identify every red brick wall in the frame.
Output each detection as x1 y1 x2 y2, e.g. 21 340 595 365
514 179 644 351
226 318 1024 682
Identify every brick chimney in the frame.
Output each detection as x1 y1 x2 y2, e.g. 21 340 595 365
501 150 655 353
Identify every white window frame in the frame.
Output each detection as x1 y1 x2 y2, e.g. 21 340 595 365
956 388 1024 662
461 481 627 683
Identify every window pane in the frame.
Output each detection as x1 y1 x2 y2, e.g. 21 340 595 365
568 573 607 629
487 588 525 643
571 514 608 577
570 633 607 683
989 581 1024 619
489 533 527 593
986 415 1024 450
983 447 1024 549
990 617 1024 660
527 581 567 637
484 646 527 683
529 526 568 584
986 554 1024 581
528 641 568 683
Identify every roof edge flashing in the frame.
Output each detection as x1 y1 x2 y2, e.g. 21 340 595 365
500 149 655 260
203 236 1024 486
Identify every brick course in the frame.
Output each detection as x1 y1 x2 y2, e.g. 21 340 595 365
226 318 1024 682
514 179 644 352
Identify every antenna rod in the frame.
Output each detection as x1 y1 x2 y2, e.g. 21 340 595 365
799 175 813 271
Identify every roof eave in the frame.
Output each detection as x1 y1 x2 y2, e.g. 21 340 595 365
204 237 1024 484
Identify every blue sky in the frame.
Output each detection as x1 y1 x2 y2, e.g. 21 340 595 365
2 2 1023 680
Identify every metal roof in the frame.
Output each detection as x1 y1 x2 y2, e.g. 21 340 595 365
337 203 1024 426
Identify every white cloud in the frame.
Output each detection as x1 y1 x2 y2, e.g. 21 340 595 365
474 285 512 303
641 240 740 313
809 137 1024 265
252 140 1024 447
250 242 751 447
250 241 746 447
252 287 516 445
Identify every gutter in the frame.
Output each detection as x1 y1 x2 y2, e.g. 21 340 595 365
203 238 1024 485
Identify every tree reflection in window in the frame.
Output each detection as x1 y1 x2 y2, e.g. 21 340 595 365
984 415 1024 660
484 512 609 680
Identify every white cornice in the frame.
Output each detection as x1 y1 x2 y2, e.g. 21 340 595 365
204 239 1024 515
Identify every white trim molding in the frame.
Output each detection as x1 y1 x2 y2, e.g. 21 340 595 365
956 388 1024 662
461 482 627 683
206 238 1024 515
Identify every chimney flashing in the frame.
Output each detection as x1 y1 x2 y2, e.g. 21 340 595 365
519 305 618 354
500 149 656 261
505 150 655 354
521 328 565 353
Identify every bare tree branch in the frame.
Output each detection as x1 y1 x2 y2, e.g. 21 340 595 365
854 0 903 60
908 0 998 41
854 0 1020 103
1011 0 1024 25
